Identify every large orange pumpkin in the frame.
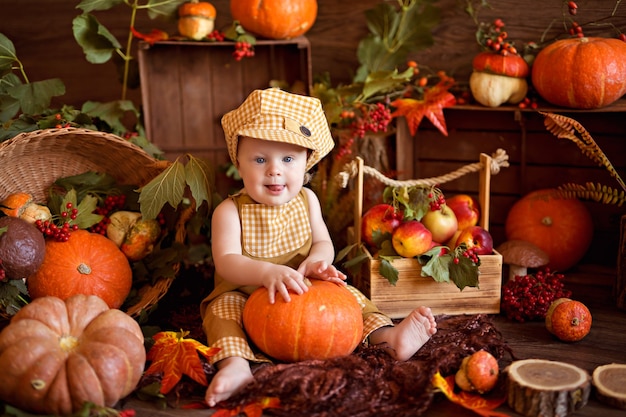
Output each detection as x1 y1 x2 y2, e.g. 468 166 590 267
0 294 146 415
531 37 626 109
243 280 363 362
28 230 133 309
230 0 318 40
505 189 594 272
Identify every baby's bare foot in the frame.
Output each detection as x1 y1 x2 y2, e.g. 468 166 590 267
205 357 253 407
370 306 437 361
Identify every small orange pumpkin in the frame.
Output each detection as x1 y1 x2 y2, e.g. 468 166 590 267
455 350 500 393
546 298 592 342
231 0 318 40
178 0 216 40
531 37 626 109
505 189 593 272
27 230 133 309
243 280 363 362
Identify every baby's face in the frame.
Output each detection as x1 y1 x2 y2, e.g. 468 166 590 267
237 136 308 206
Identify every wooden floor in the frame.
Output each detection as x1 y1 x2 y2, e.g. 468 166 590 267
125 265 626 417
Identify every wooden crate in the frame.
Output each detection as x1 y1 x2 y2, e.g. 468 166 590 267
350 153 503 319
137 37 312 193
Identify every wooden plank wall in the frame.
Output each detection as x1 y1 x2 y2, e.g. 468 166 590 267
2 0 625 267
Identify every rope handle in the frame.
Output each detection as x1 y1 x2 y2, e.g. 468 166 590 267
342 149 510 247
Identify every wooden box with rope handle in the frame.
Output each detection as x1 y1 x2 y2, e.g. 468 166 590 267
345 151 508 318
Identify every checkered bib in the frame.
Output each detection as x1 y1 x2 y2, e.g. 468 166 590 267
239 190 312 259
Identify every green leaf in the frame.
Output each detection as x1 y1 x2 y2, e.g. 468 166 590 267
378 257 399 286
7 78 65 115
449 256 480 291
0 280 28 316
335 242 359 263
184 155 213 210
76 0 124 13
0 33 17 74
81 99 139 133
72 14 122 64
0 93 20 123
361 68 414 101
419 247 452 283
138 160 186 220
147 0 186 20
74 194 104 229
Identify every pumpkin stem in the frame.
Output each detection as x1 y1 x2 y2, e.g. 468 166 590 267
77 263 92 275
59 335 79 352
541 216 553 226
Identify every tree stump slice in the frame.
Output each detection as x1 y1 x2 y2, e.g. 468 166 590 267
506 359 591 417
592 363 626 409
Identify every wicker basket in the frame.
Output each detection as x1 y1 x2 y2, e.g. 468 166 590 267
0 127 182 318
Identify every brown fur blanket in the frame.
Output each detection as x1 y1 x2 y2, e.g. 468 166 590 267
217 314 511 417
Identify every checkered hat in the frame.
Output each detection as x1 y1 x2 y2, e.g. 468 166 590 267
222 88 334 172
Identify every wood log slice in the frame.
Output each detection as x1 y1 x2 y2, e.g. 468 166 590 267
506 359 591 417
592 363 626 409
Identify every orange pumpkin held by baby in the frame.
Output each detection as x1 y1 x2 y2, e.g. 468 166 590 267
243 280 363 362
231 0 318 39
27 230 133 309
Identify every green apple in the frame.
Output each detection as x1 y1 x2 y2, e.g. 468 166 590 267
421 204 458 244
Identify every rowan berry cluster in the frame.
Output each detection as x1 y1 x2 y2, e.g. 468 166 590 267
477 18 519 56
501 268 572 322
232 41 255 61
34 202 79 242
53 113 73 129
349 103 392 139
334 102 392 160
89 194 127 235
206 30 225 42
427 190 446 211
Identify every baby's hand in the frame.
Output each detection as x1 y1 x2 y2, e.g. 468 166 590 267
261 265 310 304
298 260 347 286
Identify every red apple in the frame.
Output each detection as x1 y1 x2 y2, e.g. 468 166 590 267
455 225 494 255
361 204 403 248
446 194 481 231
391 220 433 258
421 204 458 244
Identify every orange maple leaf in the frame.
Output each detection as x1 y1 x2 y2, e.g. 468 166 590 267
390 79 457 136
431 371 509 417
144 330 220 394
212 397 281 417
130 27 169 45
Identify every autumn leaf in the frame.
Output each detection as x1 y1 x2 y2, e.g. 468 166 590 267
431 371 508 417
144 330 220 394
212 397 281 417
390 79 457 136
130 27 169 45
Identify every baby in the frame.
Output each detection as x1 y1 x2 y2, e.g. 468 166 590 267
200 88 437 407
